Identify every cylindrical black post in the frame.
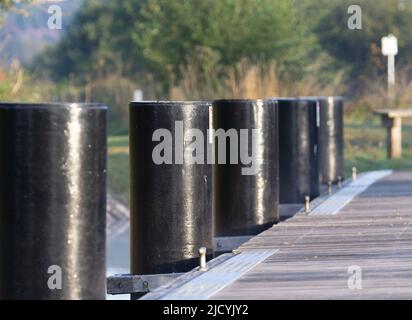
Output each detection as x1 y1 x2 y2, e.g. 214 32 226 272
130 101 213 275
277 98 320 204
0 103 107 300
317 97 344 185
213 99 279 237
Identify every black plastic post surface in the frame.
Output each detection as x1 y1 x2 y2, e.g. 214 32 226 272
213 99 279 237
277 98 320 204
317 97 345 184
0 103 107 300
129 101 213 275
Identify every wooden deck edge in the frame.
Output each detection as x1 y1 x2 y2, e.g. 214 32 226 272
309 170 393 216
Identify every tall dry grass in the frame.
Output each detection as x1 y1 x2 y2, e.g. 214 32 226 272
170 59 344 101
347 64 412 120
7 56 412 131
56 74 137 133
0 66 136 133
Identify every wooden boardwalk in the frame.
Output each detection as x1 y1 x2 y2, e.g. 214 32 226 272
144 171 412 300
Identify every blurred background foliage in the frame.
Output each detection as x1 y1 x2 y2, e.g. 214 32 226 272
2 0 412 201
2 0 412 120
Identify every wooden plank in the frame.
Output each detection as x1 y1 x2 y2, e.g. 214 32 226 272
373 109 412 117
212 171 412 300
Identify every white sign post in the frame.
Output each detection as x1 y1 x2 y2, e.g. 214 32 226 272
381 34 398 98
133 89 144 102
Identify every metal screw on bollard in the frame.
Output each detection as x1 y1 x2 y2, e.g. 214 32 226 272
199 247 208 272
142 281 149 292
305 196 311 214
338 176 343 188
328 181 333 195
352 167 358 181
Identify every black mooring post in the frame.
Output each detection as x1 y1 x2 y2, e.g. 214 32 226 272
0 103 107 300
277 98 320 204
129 101 213 276
317 97 345 185
213 99 279 237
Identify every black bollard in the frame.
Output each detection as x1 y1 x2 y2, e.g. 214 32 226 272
277 98 320 204
317 97 345 185
130 101 213 275
213 99 279 237
0 103 107 300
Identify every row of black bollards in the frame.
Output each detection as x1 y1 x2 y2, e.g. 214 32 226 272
129 97 344 277
0 96 344 299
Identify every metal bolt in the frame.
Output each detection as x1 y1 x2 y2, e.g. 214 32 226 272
338 176 342 188
304 196 310 214
352 167 357 181
142 281 149 292
199 247 207 272
328 181 333 195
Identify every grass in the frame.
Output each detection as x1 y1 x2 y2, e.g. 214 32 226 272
344 115 412 177
107 117 412 206
108 136 129 205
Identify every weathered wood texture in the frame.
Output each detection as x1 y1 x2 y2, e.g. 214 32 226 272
374 109 412 159
213 171 412 300
374 109 412 118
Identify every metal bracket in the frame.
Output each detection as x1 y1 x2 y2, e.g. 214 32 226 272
107 273 183 295
108 237 254 295
146 249 278 300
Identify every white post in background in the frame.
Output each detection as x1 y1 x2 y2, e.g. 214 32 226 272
381 34 398 98
388 54 396 86
133 89 144 102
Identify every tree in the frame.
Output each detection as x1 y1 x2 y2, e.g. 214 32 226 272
0 0 26 24
315 0 412 84
0 0 30 14
37 0 316 95
0 0 17 10
135 0 314 78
